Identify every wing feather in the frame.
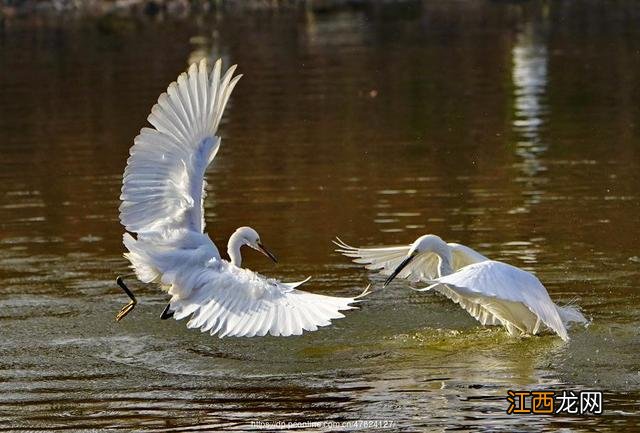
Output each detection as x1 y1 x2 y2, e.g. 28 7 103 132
120 59 240 236
432 261 569 340
335 237 489 283
120 60 364 339
334 237 440 281
169 264 361 338
334 237 411 274
256 305 275 337
448 243 490 270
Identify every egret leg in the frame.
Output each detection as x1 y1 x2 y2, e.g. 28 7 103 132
160 303 174 320
115 276 137 322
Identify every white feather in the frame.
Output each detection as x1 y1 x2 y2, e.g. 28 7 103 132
120 59 233 236
339 235 587 340
334 237 488 281
425 261 570 341
120 60 363 338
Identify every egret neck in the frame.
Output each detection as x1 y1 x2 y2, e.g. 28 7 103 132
227 229 245 267
437 251 454 277
384 234 455 286
226 226 278 267
428 238 454 277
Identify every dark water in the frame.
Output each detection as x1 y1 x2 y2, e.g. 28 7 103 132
1 1 640 431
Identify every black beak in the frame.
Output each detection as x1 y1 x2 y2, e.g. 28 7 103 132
384 253 416 287
257 242 278 263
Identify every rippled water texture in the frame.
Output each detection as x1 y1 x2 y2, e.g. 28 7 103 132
1 1 640 431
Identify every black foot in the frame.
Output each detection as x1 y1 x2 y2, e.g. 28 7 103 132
160 303 174 320
115 276 137 322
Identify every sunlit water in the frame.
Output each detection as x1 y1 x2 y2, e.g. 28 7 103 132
1 2 640 431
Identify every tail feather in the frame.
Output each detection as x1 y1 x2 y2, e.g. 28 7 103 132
556 303 589 327
123 233 161 284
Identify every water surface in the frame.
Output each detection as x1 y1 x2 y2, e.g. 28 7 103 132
1 2 640 431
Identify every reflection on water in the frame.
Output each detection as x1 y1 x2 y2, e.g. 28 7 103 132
512 17 549 171
510 6 550 217
1 1 640 431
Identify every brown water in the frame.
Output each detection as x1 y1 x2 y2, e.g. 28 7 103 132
1 2 640 431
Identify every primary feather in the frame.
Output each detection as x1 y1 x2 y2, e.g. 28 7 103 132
334 237 488 282
119 60 363 337
120 59 239 236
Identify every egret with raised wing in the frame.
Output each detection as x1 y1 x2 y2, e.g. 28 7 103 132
115 59 368 337
335 235 587 341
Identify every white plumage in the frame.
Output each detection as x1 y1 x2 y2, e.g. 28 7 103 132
334 237 488 283
118 59 365 337
336 234 588 341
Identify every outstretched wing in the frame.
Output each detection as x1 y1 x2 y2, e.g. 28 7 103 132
430 261 569 341
335 237 488 282
334 237 412 275
119 59 241 235
165 264 364 338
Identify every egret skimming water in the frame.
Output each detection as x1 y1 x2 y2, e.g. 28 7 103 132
116 59 369 337
335 235 587 341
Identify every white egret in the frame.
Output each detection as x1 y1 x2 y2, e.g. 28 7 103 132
335 235 587 341
115 59 369 337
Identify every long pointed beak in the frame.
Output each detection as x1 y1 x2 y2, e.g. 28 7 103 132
256 242 278 263
384 253 416 287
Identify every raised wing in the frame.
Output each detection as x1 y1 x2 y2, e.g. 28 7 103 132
165 262 365 338
335 237 488 282
119 59 241 235
430 261 569 341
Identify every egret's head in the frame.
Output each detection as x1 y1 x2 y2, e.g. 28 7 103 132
384 234 447 287
409 234 448 256
233 226 277 263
